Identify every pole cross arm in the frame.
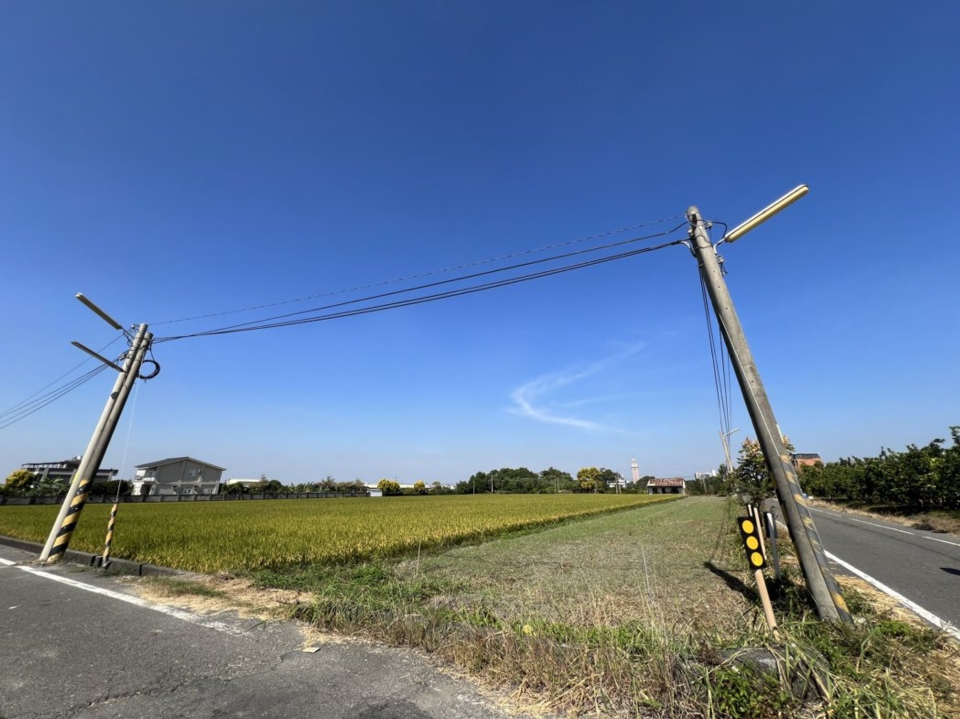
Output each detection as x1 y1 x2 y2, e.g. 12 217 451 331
71 342 124 372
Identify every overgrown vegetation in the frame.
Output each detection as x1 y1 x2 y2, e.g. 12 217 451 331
237 497 957 718
6 490 956 716
801 426 960 510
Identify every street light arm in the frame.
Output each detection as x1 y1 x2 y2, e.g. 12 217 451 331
719 185 809 244
76 293 124 330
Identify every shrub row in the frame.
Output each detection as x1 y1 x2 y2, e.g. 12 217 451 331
800 426 960 509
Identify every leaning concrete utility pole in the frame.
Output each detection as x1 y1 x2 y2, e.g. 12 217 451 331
687 188 851 623
40 296 153 563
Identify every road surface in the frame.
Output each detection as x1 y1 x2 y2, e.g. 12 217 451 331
0 544 525 719
797 505 960 635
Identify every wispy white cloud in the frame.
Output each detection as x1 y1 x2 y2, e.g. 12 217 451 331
509 343 644 432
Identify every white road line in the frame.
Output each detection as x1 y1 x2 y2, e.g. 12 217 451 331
924 536 960 548
807 507 844 518
846 517 914 534
825 550 960 641
1 558 243 635
809 507 914 535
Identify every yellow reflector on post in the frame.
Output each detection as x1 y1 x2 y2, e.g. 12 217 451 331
737 516 767 570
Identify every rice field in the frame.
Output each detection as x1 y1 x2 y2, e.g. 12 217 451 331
0 494 676 573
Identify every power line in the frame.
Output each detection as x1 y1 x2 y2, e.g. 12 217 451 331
0 337 125 422
0 218 685 430
149 215 685 326
0 364 111 431
162 222 686 338
698 270 734 452
156 236 687 342
0 335 124 420
156 223 688 340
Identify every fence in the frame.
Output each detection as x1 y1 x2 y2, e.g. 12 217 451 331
0 491 367 506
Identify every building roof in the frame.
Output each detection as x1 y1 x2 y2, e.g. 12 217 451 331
646 477 685 487
135 457 226 471
791 453 822 460
22 459 118 473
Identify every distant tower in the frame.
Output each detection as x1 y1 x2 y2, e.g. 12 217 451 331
630 458 640 483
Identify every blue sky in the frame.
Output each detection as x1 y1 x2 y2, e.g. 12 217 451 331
2 2 958 485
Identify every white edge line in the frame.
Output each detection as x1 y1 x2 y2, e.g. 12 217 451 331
810 506 960 543
924 536 960 548
809 507 915 535
825 550 960 641
2 559 243 635
846 517 914 535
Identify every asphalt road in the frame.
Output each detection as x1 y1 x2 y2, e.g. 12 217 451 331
0 545 525 719
801 506 960 634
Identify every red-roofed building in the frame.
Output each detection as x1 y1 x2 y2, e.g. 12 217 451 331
791 453 823 469
646 477 685 495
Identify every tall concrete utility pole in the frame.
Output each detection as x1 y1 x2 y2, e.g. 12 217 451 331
687 189 851 623
720 428 739 474
40 296 154 563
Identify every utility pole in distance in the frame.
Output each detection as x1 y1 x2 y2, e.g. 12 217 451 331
687 189 851 623
40 295 154 563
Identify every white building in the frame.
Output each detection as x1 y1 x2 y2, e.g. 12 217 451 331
224 478 266 489
21 457 118 484
132 457 225 496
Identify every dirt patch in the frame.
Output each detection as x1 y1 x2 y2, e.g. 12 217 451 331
133 573 351 648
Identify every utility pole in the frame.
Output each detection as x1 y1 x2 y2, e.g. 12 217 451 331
40 295 154 563
720 427 739 474
687 188 851 623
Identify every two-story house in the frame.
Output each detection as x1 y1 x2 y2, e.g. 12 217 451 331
131 457 225 496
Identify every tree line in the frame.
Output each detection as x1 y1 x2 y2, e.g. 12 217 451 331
0 471 370 498
798 427 960 510
5 466 654 499
451 466 646 494
687 427 960 512
222 476 368 495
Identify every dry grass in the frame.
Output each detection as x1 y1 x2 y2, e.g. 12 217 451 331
125 497 960 718
395 496 750 636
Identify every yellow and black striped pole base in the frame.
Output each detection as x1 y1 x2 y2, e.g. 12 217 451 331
45 481 92 564
101 502 118 569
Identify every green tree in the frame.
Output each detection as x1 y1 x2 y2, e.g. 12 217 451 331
377 479 401 496
456 471 489 494
596 468 619 492
349 479 367 495
539 467 575 493
576 467 603 493
4 469 35 494
733 437 794 504
413 480 427 495
733 438 771 503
